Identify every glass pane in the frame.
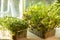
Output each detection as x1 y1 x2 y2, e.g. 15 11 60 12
43 0 55 5
0 0 1 11
3 0 8 11
25 0 40 9
13 0 19 13
12 0 20 17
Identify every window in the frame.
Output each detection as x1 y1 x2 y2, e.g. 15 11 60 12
0 0 23 18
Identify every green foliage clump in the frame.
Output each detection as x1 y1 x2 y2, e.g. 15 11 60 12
57 0 60 3
23 2 60 32
0 16 28 34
